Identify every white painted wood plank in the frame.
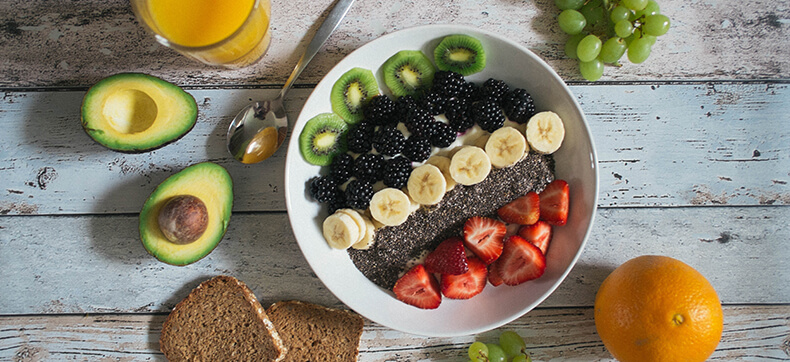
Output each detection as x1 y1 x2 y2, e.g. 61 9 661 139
1 208 787 314
1 0 788 87
1 83 787 214
1 306 788 361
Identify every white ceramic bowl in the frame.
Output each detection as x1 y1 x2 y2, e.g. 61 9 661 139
284 24 598 337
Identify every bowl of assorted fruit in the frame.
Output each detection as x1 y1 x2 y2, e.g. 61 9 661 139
284 24 598 336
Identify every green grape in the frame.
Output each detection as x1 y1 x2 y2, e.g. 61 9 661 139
643 34 657 45
600 37 627 63
576 34 602 62
512 355 532 362
579 58 604 81
610 5 632 23
579 0 605 27
621 0 647 11
642 14 671 36
634 0 660 18
485 344 507 362
554 0 584 10
627 37 652 63
498 331 527 358
558 9 587 35
468 341 489 362
614 19 634 38
564 33 586 59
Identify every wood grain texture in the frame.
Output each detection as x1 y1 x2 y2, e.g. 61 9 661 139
1 305 788 361
1 83 787 215
1 208 788 314
0 0 788 88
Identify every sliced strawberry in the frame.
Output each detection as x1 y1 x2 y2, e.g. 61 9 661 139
493 235 546 286
487 264 504 287
463 216 507 264
497 192 540 225
539 179 569 226
441 256 487 299
517 220 553 255
424 237 469 275
393 264 442 309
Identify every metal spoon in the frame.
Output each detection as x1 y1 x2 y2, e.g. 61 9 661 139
227 0 356 164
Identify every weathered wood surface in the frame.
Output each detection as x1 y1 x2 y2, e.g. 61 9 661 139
1 305 788 361
2 82 787 215
1 208 788 314
1 0 788 88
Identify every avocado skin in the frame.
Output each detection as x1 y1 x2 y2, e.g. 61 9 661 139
139 162 233 266
81 73 198 153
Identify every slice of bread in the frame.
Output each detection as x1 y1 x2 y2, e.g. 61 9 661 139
266 300 364 362
160 275 287 362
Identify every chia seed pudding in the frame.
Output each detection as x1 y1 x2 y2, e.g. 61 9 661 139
348 152 555 289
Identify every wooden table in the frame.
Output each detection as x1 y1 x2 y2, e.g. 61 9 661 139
1 0 788 360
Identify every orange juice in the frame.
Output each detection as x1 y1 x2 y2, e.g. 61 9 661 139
132 0 271 67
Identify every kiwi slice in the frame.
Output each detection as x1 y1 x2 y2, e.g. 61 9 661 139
299 113 349 166
331 67 379 125
433 34 486 76
382 50 436 98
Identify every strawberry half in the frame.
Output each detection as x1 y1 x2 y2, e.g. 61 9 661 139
441 256 487 299
517 220 553 255
393 264 442 309
497 191 540 225
424 237 469 275
463 216 507 264
487 264 504 287
539 179 569 226
493 235 546 286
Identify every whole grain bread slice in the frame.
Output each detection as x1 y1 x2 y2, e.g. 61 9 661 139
266 300 364 362
160 275 287 362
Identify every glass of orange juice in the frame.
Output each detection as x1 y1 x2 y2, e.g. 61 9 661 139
131 0 271 68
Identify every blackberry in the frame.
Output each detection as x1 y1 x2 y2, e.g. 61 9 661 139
432 70 466 98
430 122 457 148
445 97 474 132
457 80 478 101
346 122 375 154
419 90 447 116
329 153 354 183
382 155 413 189
472 98 506 132
394 95 419 121
373 126 405 156
353 153 385 182
365 95 398 127
501 88 536 124
309 175 338 203
480 78 510 103
345 179 374 210
327 190 347 214
405 107 436 138
402 136 432 162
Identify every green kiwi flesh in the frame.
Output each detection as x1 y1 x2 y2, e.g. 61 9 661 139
299 113 349 166
433 34 486 76
330 67 379 125
382 50 436 97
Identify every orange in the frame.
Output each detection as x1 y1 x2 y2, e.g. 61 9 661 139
594 255 723 362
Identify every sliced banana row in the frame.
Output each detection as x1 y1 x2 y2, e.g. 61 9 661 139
425 155 456 191
407 164 446 205
485 126 527 168
322 208 376 250
369 188 411 227
526 111 565 154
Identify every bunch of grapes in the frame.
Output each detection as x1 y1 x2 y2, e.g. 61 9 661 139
555 0 671 81
467 331 532 362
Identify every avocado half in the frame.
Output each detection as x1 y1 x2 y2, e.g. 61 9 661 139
140 162 233 266
81 73 197 152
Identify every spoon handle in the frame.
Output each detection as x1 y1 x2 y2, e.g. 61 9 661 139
279 0 356 99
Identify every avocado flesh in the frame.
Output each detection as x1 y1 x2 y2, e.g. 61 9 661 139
140 162 233 266
81 73 197 152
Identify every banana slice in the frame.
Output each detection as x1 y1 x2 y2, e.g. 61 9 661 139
369 188 412 226
473 133 491 149
336 209 367 244
351 215 376 250
322 212 360 250
407 164 447 205
425 155 456 191
449 146 492 186
485 126 527 168
526 111 565 154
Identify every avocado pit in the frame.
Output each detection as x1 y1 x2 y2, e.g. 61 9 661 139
158 195 209 244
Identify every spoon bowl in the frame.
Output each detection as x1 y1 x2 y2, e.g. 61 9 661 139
226 0 356 164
